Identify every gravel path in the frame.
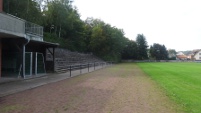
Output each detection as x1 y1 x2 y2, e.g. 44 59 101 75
0 63 181 113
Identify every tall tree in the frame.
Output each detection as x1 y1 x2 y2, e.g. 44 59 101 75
43 0 86 51
89 19 127 62
3 0 43 24
136 34 148 60
161 45 168 60
168 49 177 60
122 39 138 60
149 43 168 60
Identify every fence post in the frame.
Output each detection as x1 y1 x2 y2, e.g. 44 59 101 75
88 63 89 72
94 62 95 70
70 65 71 77
80 64 82 74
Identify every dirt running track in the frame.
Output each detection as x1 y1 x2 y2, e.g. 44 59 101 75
0 63 181 113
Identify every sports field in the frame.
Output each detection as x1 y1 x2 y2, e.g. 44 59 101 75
0 63 179 113
137 62 201 113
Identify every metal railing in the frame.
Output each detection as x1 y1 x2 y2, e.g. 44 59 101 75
55 60 113 76
66 62 113 77
25 22 43 37
0 13 25 37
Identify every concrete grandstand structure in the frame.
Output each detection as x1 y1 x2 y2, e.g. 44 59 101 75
0 0 58 79
0 0 106 79
48 48 105 73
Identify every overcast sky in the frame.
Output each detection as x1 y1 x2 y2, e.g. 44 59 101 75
73 0 201 51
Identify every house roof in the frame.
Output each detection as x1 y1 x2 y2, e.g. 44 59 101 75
192 49 201 55
176 52 184 55
176 55 187 59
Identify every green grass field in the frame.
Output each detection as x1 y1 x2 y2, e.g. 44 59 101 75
137 62 201 113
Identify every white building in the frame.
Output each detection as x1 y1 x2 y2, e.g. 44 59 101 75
194 50 201 60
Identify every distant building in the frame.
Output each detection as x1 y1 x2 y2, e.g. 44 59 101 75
193 50 201 60
176 55 187 60
176 52 187 60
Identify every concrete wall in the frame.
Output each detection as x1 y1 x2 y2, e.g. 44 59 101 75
0 13 25 37
0 39 1 78
0 0 2 12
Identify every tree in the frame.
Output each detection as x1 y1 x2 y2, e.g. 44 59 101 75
168 49 177 60
122 39 138 60
161 45 168 60
149 43 168 60
136 34 148 60
89 19 127 62
3 0 43 24
43 0 86 51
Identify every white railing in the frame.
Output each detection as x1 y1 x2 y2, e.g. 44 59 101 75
25 22 43 37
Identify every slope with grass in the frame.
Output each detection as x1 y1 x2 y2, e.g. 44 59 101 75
137 62 201 113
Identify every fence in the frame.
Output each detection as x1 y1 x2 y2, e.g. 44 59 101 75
55 61 113 77
25 22 43 37
122 60 196 63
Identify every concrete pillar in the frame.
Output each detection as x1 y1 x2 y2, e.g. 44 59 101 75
22 44 25 78
0 39 2 78
0 0 3 12
53 47 55 72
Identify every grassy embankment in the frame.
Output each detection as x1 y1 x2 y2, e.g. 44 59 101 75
137 62 201 113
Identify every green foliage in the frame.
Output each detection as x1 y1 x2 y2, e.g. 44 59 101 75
122 39 138 60
88 19 126 62
136 34 148 60
150 43 168 60
3 0 43 24
168 49 177 60
43 32 69 48
138 62 201 113
43 0 87 52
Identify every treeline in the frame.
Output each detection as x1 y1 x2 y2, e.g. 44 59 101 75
122 35 169 60
3 0 169 62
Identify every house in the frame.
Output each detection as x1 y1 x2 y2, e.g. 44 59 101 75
176 55 187 60
193 50 201 60
186 54 194 60
0 0 58 79
183 51 194 60
176 52 187 60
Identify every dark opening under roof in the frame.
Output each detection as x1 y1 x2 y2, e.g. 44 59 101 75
29 40 59 48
